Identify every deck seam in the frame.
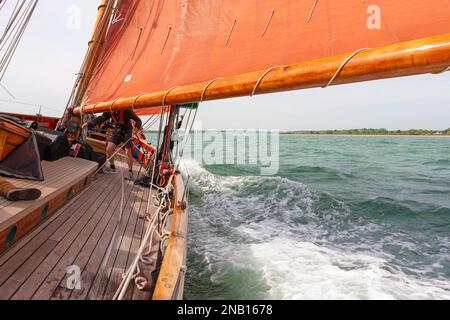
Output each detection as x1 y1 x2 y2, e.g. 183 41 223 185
0 174 114 290
26 173 127 300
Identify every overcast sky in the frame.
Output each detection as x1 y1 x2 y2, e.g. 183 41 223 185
1 0 449 130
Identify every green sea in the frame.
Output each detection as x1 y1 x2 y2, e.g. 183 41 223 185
180 135 450 300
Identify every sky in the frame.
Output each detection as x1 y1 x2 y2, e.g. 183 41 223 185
0 0 449 131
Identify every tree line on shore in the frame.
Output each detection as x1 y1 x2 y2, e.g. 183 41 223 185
283 128 450 136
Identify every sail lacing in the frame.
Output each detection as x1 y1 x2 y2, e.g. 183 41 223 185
323 48 371 88
200 78 224 102
251 65 284 96
433 66 450 74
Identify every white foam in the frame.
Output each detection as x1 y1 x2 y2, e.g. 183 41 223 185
182 159 450 300
250 238 450 300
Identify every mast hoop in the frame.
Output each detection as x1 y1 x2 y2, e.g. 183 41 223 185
200 78 224 102
251 65 284 97
323 48 371 88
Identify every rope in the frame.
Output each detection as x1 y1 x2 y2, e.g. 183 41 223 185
323 48 371 88
113 96 199 299
132 93 149 111
109 97 121 113
200 78 224 102
162 86 179 107
251 65 284 96
0 0 38 81
433 66 450 74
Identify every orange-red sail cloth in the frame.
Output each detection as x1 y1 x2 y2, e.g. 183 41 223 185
83 0 450 115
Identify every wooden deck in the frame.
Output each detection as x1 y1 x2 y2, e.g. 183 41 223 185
0 157 97 253
0 163 159 300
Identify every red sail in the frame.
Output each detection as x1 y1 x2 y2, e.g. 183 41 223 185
83 0 450 115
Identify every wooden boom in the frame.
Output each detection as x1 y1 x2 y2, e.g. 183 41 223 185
74 33 450 116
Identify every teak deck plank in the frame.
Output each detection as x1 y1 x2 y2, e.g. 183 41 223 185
0 160 161 300
102 185 143 300
0 174 110 271
12 175 124 300
65 178 137 300
126 189 150 300
0 157 97 230
31 174 126 300
86 182 142 300
0 176 117 299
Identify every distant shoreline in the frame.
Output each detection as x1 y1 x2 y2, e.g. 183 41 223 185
280 133 450 137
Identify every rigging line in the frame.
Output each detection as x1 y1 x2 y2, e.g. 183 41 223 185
0 0 29 60
145 108 167 215
323 48 371 88
0 98 61 112
0 81 14 99
115 104 197 299
0 0 31 53
251 65 284 96
200 78 224 102
0 0 7 10
91 115 155 176
0 0 23 45
116 88 193 298
0 0 36 81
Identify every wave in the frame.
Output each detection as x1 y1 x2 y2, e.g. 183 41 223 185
181 159 450 300
250 238 450 300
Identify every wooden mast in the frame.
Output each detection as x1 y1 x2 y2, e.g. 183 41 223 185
73 0 114 105
73 33 450 116
67 0 114 142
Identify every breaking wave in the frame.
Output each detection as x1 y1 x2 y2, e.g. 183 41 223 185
181 159 450 300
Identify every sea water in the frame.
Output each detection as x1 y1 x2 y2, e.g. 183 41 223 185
180 135 450 300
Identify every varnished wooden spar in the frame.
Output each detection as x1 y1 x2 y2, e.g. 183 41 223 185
153 174 188 300
68 0 114 142
73 0 114 105
73 33 450 116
